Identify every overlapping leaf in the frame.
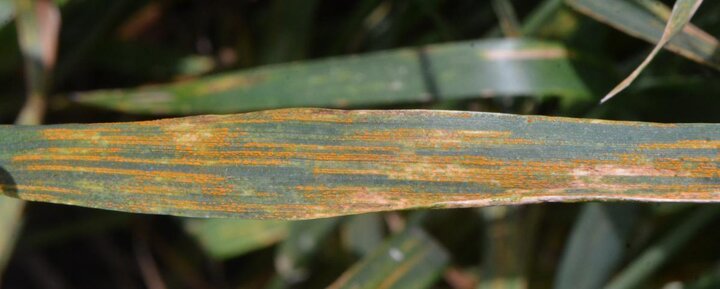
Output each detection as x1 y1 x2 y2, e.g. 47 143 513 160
71 39 607 114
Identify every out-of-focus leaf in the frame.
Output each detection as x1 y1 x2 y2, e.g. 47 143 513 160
492 0 522 37
686 267 720 289
19 212 130 248
566 0 717 69
72 39 607 114
0 108 718 219
553 203 641 289
184 219 289 260
0 195 22 278
327 228 448 289
14 0 59 124
92 41 216 80
479 206 540 289
343 213 385 257
275 218 341 283
521 0 563 36
259 0 320 64
0 0 13 27
606 205 720 289
1 0 59 278
599 0 703 103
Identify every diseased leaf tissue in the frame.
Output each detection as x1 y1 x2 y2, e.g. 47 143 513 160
0 108 718 219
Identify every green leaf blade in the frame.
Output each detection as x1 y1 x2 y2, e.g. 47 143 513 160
0 108 718 219
72 39 602 115
328 228 449 289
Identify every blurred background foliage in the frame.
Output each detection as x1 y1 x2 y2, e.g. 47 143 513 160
1 0 720 288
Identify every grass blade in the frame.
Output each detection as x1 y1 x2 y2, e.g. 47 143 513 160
72 39 603 114
553 203 641 289
492 0 522 37
0 195 22 279
605 205 720 289
275 218 341 283
327 227 448 289
343 213 385 257
479 206 541 289
0 108 718 219
566 0 717 69
599 0 703 103
184 219 289 260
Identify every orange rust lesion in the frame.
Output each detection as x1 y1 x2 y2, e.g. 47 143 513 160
23 164 224 184
345 128 537 147
226 108 356 124
242 142 400 153
638 140 720 150
42 127 122 141
523 114 679 128
348 129 511 142
42 124 243 150
313 167 387 176
45 147 123 154
17 192 59 203
14 185 84 195
121 184 180 196
13 153 288 167
119 184 232 197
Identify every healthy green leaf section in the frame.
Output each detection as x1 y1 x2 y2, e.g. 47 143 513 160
184 219 289 260
72 39 601 114
599 0 703 103
0 108 718 219
327 228 448 289
567 0 717 70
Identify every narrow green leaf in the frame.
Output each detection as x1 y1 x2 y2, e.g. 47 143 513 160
327 228 448 289
599 0 703 103
184 219 289 260
521 0 563 36
606 205 720 289
0 196 22 278
553 203 641 289
0 108 718 219
479 206 540 289
492 0 522 37
343 213 385 257
566 0 717 69
275 218 341 283
72 39 604 114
